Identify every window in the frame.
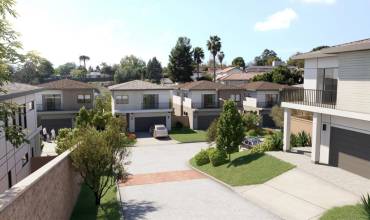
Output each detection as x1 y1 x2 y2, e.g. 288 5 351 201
22 153 29 167
230 94 241 102
43 94 61 111
8 171 12 189
143 94 159 109
116 95 128 104
203 94 216 108
183 92 188 98
77 94 91 104
18 107 22 127
23 105 27 129
28 101 34 110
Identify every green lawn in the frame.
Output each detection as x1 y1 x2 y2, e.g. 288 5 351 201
190 150 295 186
70 182 121 220
169 128 207 143
320 204 368 220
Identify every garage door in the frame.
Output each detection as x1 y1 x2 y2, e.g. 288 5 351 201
40 119 73 134
330 127 370 178
135 117 166 132
197 115 218 130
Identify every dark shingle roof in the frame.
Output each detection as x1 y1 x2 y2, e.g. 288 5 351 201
238 81 290 91
38 79 97 90
108 80 173 91
0 82 43 100
176 80 242 91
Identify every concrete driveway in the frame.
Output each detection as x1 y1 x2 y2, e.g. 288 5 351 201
232 151 370 220
134 132 178 146
120 142 279 220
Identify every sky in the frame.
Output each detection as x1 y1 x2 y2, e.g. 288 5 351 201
12 0 370 67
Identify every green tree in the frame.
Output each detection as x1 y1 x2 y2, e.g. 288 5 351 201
167 37 194 82
69 118 131 205
114 55 146 83
270 105 284 128
207 35 221 82
243 112 262 131
71 66 87 78
146 57 162 83
232 57 245 70
100 62 116 76
287 52 304 68
216 100 245 160
252 66 303 85
55 62 76 76
0 0 29 147
193 47 204 79
206 118 218 143
254 49 281 66
217 51 225 69
79 55 90 68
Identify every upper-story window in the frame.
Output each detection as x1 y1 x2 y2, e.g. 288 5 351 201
116 95 129 104
77 94 91 104
183 92 188 98
230 94 241 102
28 101 34 110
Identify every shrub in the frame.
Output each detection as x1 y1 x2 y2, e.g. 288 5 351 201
127 133 137 141
246 129 258 137
270 105 284 128
297 131 310 146
206 119 218 143
243 112 262 131
290 133 298 148
361 193 370 217
250 131 283 154
194 149 210 166
208 148 227 166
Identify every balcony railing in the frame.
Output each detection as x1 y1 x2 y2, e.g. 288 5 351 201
281 89 337 109
141 102 171 110
36 104 89 112
191 102 220 109
243 97 279 108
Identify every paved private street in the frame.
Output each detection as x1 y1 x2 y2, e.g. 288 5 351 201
119 141 280 220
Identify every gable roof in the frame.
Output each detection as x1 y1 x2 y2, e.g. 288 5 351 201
176 80 242 91
239 81 290 91
38 79 97 90
218 72 263 81
108 80 173 91
292 38 370 60
0 82 43 100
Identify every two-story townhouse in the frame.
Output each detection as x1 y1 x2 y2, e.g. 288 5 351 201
281 38 370 178
241 81 290 127
36 79 99 133
109 80 173 132
0 82 43 193
173 80 245 130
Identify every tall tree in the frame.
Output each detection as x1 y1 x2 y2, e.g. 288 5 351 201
193 47 204 79
79 55 90 68
232 57 246 70
146 57 162 83
216 100 245 160
252 66 303 85
100 62 116 76
254 49 281 66
217 51 225 69
55 62 76 76
207 35 221 82
167 37 194 82
287 52 304 68
114 55 146 83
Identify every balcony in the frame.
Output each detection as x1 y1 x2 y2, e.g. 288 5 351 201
36 104 84 112
281 89 337 109
243 97 279 109
141 102 171 110
191 102 220 109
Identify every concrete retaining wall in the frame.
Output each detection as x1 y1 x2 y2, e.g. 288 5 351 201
0 150 81 220
291 116 312 135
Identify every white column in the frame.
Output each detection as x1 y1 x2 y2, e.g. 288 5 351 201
311 112 321 163
283 108 291 152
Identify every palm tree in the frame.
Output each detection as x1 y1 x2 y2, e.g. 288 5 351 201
193 47 204 80
207 36 221 82
79 55 90 68
218 51 225 69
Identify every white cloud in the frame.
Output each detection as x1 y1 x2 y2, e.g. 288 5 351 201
296 0 336 4
254 8 298 32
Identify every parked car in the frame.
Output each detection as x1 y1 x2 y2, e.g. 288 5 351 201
241 137 262 150
151 124 169 138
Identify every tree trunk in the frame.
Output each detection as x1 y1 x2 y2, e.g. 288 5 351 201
213 56 216 82
94 193 101 206
197 64 200 80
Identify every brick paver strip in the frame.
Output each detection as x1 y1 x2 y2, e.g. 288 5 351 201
121 170 206 186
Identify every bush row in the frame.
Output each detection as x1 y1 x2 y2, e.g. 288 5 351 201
194 148 227 167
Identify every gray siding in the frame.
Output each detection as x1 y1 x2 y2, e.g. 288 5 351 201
62 89 94 110
336 50 370 114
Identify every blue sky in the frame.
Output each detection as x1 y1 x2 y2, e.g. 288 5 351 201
13 0 370 67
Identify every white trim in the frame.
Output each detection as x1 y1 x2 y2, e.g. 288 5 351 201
281 102 370 122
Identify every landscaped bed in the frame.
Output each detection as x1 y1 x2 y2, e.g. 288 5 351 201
320 204 368 220
169 128 207 143
70 182 121 220
190 150 295 186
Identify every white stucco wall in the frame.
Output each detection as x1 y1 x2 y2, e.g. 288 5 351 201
112 90 171 111
303 57 338 90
